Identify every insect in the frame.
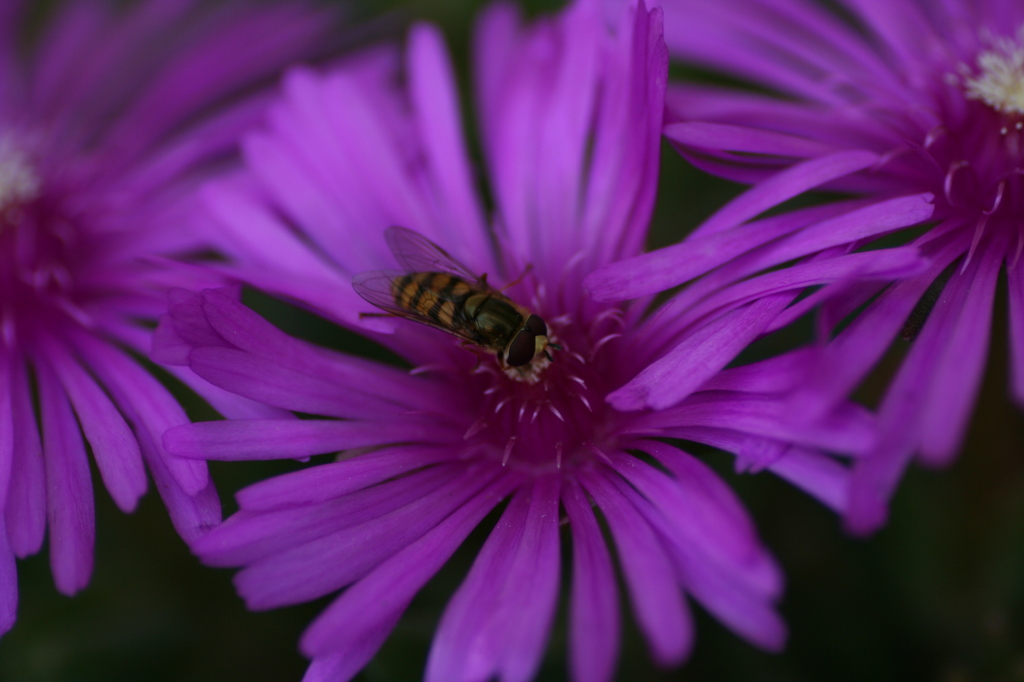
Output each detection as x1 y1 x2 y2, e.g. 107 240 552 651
353 226 557 369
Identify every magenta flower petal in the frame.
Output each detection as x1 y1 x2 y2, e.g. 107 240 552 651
235 446 453 511
656 0 1024 527
767 448 850 513
37 363 95 597
564 479 620 682
610 295 793 411
1009 262 1024 405
44 338 146 513
0 0 340 631
165 418 449 461
73 332 208 496
231 467 493 610
620 444 780 589
666 121 835 158
0 365 14 635
585 150 881 301
300 478 514 657
0 363 13 507
915 239 1002 465
427 479 561 682
5 361 46 558
0 519 13 633
301 624 401 682
584 470 693 665
407 25 489 255
153 1 874 678
196 461 466 569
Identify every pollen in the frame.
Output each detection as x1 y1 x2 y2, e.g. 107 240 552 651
963 30 1024 115
0 137 40 212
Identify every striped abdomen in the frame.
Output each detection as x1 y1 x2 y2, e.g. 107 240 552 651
391 272 475 331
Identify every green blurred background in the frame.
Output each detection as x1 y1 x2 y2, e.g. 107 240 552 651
2 0 1024 680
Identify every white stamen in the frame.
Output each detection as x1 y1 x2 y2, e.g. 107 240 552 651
962 214 989 273
964 28 1024 114
463 419 488 440
502 436 516 466
567 375 588 390
473 363 499 376
576 393 593 412
547 404 565 422
0 137 40 212
586 443 614 466
590 307 625 331
1010 230 1024 270
591 332 622 357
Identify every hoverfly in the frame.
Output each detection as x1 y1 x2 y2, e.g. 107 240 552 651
353 226 557 369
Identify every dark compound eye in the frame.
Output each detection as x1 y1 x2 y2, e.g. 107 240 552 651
525 314 547 337
506 329 536 367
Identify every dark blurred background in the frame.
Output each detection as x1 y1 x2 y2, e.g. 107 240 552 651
1 0 1023 680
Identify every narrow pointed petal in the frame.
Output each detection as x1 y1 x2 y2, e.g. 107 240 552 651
300 477 513 657
44 338 147 513
917 236 1002 465
618 444 780 594
610 294 792 411
235 445 453 511
427 478 561 682
665 121 835 158
767 449 850 513
164 418 449 461
36 363 94 596
0 517 16 635
407 24 489 257
198 463 461 569
72 331 209 496
136 423 221 545
786 234 967 425
564 480 620 682
1008 259 1024 407
585 150 878 301
584 470 693 666
234 466 488 610
4 360 46 558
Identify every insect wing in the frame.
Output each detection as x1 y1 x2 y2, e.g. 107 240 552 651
352 269 482 344
351 270 411 317
384 226 486 286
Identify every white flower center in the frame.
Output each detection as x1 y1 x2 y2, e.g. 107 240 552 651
0 137 40 213
964 28 1024 114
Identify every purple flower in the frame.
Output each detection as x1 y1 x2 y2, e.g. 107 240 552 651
587 0 1020 533
0 0 335 634
155 1 877 679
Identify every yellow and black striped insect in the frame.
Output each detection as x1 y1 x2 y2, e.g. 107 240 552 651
353 226 557 368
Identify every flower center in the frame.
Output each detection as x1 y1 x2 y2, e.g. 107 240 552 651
0 136 40 217
0 135 93 349
456 307 628 475
963 29 1024 115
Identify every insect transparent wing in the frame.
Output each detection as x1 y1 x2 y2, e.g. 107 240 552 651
351 269 483 344
385 226 485 284
351 270 413 318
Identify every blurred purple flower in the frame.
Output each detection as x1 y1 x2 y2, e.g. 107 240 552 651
0 0 335 634
155 1 879 680
588 0 1022 533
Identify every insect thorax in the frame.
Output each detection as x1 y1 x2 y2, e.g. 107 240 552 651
465 293 524 342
